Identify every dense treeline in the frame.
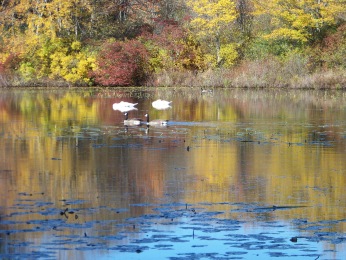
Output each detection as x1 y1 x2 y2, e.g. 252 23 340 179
0 0 345 88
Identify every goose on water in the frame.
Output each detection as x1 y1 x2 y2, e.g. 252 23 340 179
201 88 213 95
152 99 172 110
123 112 142 126
144 113 168 126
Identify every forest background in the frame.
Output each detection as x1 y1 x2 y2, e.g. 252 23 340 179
0 0 346 88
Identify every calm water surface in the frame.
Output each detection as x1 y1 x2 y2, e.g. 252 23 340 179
0 87 346 259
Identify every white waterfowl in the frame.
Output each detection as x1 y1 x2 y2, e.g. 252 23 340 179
114 106 138 113
144 113 168 126
152 99 172 110
113 101 138 111
123 112 142 126
119 101 138 107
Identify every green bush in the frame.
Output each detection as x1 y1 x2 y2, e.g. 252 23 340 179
244 37 303 60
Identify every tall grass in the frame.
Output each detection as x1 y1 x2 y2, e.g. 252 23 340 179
1 54 345 89
146 56 346 89
0 72 10 87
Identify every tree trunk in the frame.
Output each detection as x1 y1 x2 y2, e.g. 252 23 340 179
216 35 222 67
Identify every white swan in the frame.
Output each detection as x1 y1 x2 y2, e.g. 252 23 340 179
113 101 138 112
114 106 138 113
152 99 172 110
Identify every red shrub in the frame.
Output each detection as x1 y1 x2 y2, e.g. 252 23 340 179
143 20 186 54
3 53 20 70
93 40 149 86
0 53 20 86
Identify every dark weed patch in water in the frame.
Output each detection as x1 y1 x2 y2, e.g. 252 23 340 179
1 198 346 259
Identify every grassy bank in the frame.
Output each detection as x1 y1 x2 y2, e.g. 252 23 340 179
146 61 346 89
1 59 346 89
0 74 86 88
2 69 345 90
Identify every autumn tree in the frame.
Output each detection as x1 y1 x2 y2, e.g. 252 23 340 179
0 53 20 86
0 0 96 84
186 0 239 68
253 0 345 44
156 0 189 22
236 0 253 35
141 20 205 72
320 23 346 68
89 0 168 39
0 0 92 40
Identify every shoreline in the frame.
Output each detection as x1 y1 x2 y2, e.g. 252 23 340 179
1 68 346 90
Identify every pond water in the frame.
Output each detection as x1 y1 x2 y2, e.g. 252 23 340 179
0 87 346 259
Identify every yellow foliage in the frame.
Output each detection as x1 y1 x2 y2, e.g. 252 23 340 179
264 28 309 42
220 43 238 68
50 42 96 83
1 0 118 80
71 41 82 51
145 33 205 72
19 63 36 80
149 48 174 72
187 0 237 36
187 0 238 68
13 36 96 83
203 54 217 68
203 44 238 68
253 0 345 43
4 0 92 39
